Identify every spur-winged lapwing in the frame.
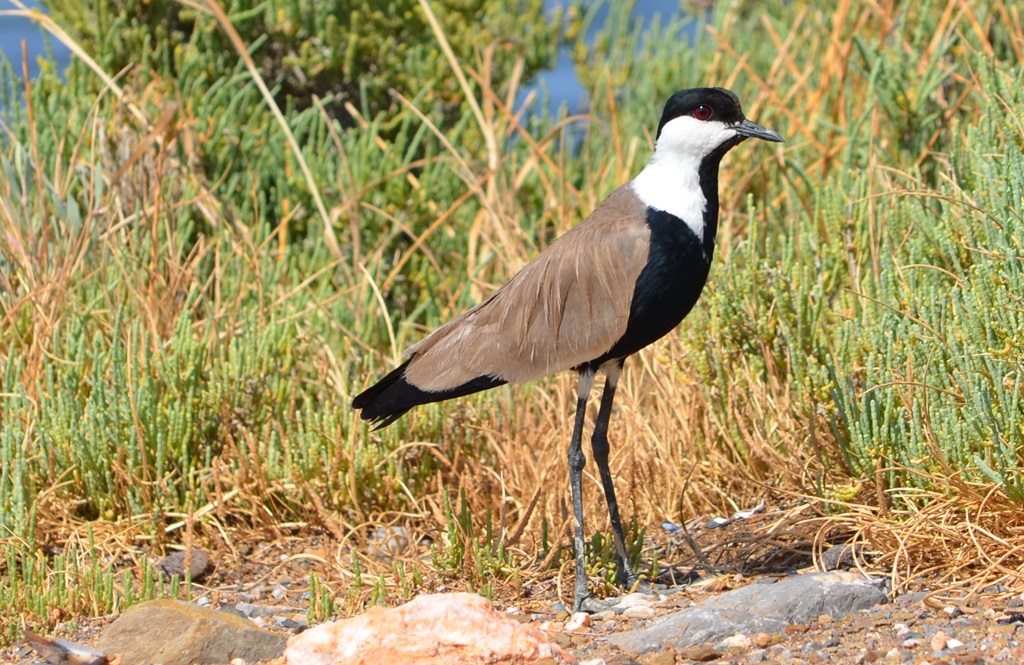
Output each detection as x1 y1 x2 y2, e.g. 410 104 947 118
353 87 783 611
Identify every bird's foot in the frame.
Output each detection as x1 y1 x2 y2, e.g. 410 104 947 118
572 577 658 614
572 593 619 614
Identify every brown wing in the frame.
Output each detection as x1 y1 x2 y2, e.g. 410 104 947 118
403 185 651 392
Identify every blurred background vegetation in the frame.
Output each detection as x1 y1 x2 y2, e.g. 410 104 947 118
1 0 1022 641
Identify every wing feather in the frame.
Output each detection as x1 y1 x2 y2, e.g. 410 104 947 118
404 185 651 391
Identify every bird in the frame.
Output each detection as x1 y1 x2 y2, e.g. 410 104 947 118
353 87 783 612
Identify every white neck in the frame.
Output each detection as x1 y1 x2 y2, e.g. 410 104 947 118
630 151 706 239
629 116 739 241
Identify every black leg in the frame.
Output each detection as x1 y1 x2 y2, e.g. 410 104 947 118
568 368 595 612
590 360 638 588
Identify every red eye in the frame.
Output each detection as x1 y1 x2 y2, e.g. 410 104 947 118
692 105 713 121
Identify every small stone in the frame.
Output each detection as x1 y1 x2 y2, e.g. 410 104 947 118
274 616 308 631
820 543 868 571
720 633 752 649
365 526 409 560
156 548 213 582
943 606 963 618
854 648 879 663
946 638 964 650
644 651 675 665
613 593 654 610
893 623 909 636
622 606 655 620
230 659 246 665
579 660 607 665
748 648 767 662
24 631 107 665
901 638 919 648
784 622 809 635
884 647 899 660
751 633 779 648
592 610 616 622
678 643 722 661
564 612 590 632
930 630 948 651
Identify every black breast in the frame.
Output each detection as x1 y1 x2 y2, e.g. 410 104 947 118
588 208 713 367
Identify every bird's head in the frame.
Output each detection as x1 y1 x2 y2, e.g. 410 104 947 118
654 87 783 161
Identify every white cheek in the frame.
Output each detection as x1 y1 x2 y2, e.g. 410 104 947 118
629 117 737 240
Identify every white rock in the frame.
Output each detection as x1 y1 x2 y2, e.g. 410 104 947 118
622 606 656 620
564 612 590 632
720 633 753 649
285 592 575 665
612 592 654 609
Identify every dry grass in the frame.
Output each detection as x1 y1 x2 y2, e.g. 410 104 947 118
3 0 1024 638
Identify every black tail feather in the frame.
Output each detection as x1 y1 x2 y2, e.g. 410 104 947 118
352 360 506 429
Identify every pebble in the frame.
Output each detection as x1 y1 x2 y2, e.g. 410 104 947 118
720 633 752 649
622 606 655 620
613 593 654 610
564 612 590 632
901 638 920 648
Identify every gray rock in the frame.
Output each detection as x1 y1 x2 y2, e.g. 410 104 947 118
156 549 213 582
820 543 869 571
97 599 286 665
607 572 887 654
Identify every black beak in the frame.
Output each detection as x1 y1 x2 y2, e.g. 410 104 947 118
735 118 784 142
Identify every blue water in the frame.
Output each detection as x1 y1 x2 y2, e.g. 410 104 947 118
524 0 698 116
0 0 694 115
0 0 70 79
